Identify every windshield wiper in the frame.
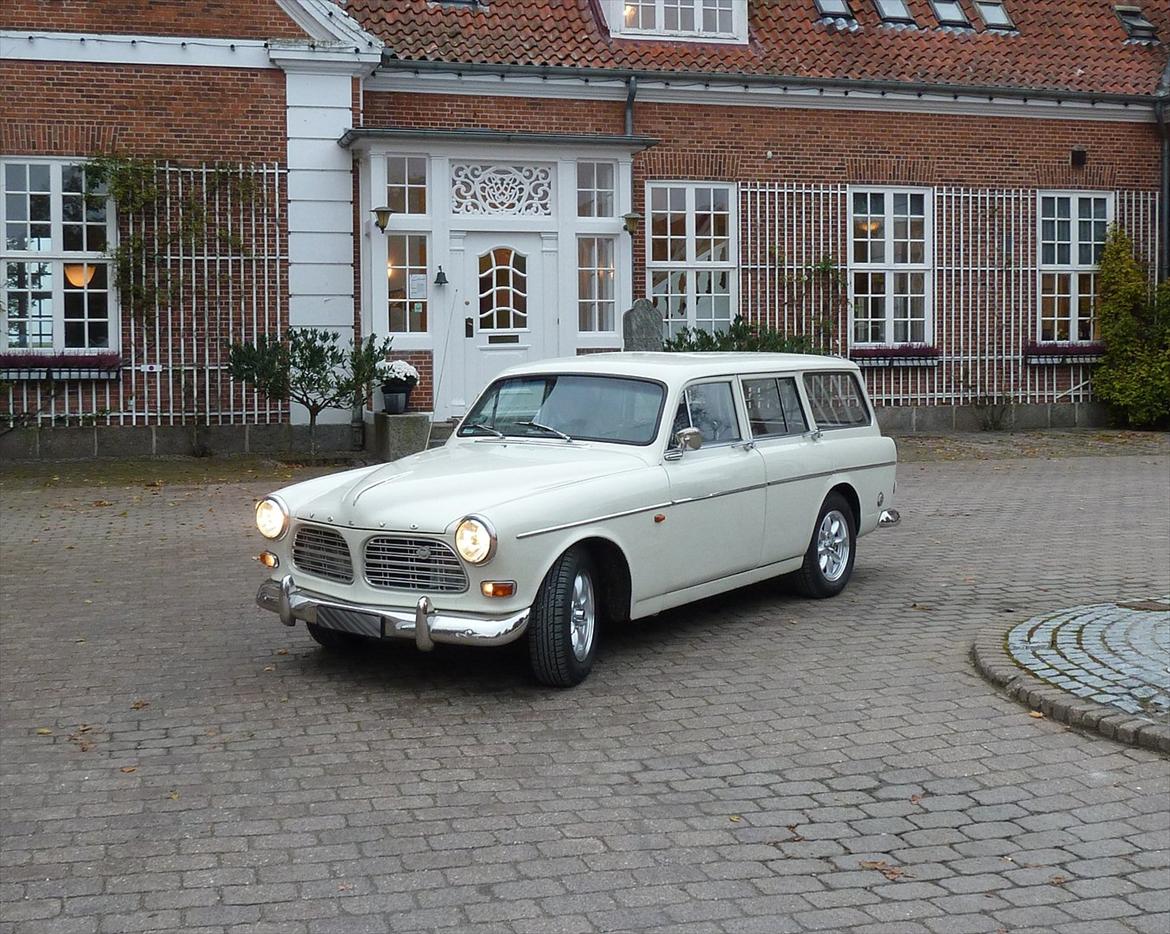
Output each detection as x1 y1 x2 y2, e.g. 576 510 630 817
463 421 504 438
518 420 573 442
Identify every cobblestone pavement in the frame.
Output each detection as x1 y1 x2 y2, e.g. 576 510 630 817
1008 600 1170 720
2 452 1169 934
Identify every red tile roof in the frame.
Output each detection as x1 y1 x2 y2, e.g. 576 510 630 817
347 0 1169 98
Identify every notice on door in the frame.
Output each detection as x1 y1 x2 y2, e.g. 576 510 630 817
408 274 428 300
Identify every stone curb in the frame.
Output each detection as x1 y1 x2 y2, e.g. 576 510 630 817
971 620 1170 757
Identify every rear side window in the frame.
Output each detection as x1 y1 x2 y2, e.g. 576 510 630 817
743 376 808 438
803 372 870 429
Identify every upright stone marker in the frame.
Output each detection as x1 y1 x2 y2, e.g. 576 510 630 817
622 298 663 352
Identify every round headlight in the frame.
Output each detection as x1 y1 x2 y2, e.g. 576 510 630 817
255 497 288 540
455 516 496 564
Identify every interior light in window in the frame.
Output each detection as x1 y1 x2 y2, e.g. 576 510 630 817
873 0 915 24
931 0 969 26
974 0 1014 29
1115 6 1158 40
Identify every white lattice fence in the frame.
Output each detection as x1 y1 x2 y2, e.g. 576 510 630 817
3 162 287 427
740 183 1160 407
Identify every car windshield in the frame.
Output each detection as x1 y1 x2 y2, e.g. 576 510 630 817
459 375 665 446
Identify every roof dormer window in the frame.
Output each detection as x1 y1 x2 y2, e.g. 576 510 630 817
604 0 748 43
873 0 916 26
973 1 1015 30
814 0 857 22
1115 5 1158 41
930 0 970 27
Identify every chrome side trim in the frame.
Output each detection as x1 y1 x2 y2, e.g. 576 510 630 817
515 501 673 540
513 461 897 539
256 576 530 647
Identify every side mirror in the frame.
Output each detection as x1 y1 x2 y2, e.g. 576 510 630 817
674 427 703 451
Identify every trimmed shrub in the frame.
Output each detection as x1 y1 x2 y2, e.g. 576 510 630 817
663 316 819 354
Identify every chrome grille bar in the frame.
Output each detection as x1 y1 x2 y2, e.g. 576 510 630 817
291 525 354 583
364 536 468 593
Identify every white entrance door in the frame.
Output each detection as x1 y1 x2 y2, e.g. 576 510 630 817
459 232 555 407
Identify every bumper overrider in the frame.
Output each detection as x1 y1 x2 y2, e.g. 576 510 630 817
256 576 530 652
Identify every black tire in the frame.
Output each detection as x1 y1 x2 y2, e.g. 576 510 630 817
792 493 857 599
305 622 364 651
528 546 599 688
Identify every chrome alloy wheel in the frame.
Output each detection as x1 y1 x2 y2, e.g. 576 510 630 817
816 509 851 582
569 570 596 662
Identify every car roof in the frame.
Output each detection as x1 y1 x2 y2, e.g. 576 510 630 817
498 352 858 383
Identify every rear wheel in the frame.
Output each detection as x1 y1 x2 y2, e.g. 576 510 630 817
305 622 364 651
528 547 599 688
792 493 856 598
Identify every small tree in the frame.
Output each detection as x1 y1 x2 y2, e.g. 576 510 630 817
1093 227 1170 428
228 328 390 453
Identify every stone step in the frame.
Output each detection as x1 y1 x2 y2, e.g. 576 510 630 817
428 420 457 448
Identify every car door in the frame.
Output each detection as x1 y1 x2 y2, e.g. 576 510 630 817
658 378 767 595
740 373 824 566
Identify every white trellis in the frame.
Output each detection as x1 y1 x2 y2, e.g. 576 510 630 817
3 162 287 428
740 182 1160 407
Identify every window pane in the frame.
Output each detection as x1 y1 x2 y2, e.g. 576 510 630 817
803 372 870 429
5 261 54 348
387 234 428 333
682 381 741 443
578 236 616 332
387 156 426 216
743 378 789 437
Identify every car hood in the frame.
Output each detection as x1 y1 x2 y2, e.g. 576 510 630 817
292 441 650 533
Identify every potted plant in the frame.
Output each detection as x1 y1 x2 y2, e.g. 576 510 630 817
376 358 421 414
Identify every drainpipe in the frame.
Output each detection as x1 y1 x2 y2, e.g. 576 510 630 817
625 75 638 136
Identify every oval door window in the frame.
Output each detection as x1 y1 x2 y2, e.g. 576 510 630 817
478 247 528 332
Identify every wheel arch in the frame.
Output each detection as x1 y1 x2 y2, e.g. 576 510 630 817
565 535 633 625
826 481 861 531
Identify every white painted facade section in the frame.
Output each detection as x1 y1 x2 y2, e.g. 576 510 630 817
0 30 274 68
353 140 640 420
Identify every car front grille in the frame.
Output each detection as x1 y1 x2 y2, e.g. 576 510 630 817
364 536 468 593
291 525 354 583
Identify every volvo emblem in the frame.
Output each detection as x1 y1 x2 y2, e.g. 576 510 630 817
415 545 432 560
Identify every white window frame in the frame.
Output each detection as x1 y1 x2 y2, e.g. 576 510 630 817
1036 191 1113 345
646 180 739 338
846 186 934 348
577 235 619 335
386 232 430 335
600 0 748 43
386 154 429 218
0 157 118 353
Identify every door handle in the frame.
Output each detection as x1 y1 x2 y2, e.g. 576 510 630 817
465 317 474 338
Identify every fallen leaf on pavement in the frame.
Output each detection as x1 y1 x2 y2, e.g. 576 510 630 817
1029 711 1045 719
728 815 742 822
120 766 137 774
276 649 288 656
910 794 924 804
130 699 149 710
167 790 180 801
1049 875 1068 886
263 665 276 672
35 728 53 735
860 860 911 881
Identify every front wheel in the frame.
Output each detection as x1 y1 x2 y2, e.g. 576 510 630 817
792 494 857 598
528 547 599 688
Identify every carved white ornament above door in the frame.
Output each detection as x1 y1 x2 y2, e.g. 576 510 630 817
451 163 554 216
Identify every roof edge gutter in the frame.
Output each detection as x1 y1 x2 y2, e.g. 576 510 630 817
376 56 1159 109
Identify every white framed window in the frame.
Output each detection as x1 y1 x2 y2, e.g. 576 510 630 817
847 188 932 346
387 233 428 333
1037 192 1112 343
387 155 427 216
873 0 915 24
1 159 117 352
578 236 617 333
577 162 616 218
647 182 737 339
973 0 1014 30
602 0 747 42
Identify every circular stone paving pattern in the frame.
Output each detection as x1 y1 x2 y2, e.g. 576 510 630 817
1007 597 1170 722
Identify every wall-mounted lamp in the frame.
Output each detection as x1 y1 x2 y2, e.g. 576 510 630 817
433 265 449 286
371 205 393 232
622 211 643 236
1070 146 1088 168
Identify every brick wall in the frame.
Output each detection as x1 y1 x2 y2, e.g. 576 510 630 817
1 0 308 40
1 61 286 160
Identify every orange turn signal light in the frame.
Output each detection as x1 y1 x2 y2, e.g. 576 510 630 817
480 580 516 598
256 552 280 569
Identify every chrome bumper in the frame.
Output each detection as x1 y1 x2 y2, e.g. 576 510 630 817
879 508 901 528
256 576 530 651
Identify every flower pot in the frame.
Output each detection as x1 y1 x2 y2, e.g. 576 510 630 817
382 380 414 414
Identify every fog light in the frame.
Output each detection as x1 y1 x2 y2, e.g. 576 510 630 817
256 552 280 569
480 581 516 598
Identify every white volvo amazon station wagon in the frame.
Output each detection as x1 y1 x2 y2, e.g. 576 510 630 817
254 353 900 687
